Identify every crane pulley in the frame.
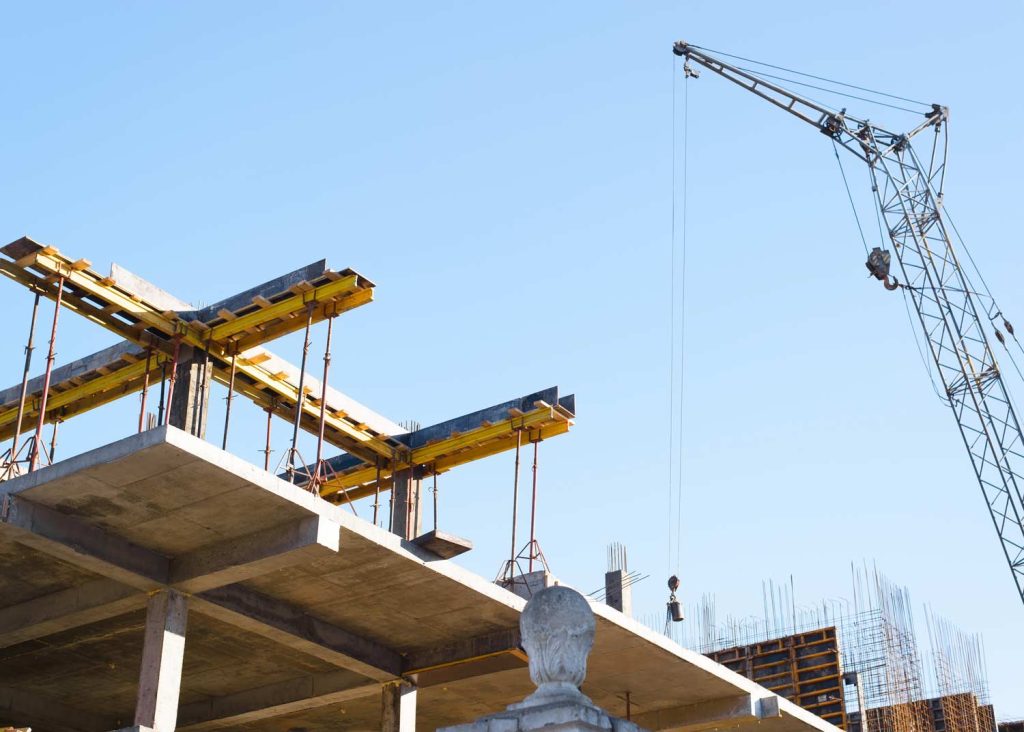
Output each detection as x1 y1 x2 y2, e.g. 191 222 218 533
673 40 1024 608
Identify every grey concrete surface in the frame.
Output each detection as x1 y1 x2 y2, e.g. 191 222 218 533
0 426 838 732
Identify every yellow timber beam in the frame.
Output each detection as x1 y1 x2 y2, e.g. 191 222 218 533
0 238 397 462
320 403 573 503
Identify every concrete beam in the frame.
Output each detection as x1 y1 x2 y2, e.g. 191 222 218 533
180 260 329 324
134 590 188 732
0 340 140 408
0 496 168 590
0 578 144 649
170 515 341 593
631 694 780 732
381 681 416 732
192 583 403 682
0 685 113 732
403 627 521 673
177 673 379 730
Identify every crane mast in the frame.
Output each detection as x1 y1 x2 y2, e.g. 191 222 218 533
673 41 1024 607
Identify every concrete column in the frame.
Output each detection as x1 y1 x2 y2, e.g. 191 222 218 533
604 569 632 617
134 589 188 732
390 469 422 540
168 344 210 438
381 680 416 732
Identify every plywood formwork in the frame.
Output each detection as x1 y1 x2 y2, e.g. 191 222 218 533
0 426 842 732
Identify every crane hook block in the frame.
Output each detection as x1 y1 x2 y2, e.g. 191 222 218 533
866 247 900 291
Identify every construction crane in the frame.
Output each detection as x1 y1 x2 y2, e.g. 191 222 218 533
673 41 1024 607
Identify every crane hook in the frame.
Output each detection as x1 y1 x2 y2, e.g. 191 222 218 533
865 247 900 292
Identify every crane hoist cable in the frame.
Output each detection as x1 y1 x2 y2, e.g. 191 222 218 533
666 53 692 616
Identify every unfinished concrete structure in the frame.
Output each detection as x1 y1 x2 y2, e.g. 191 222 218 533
1 426 844 732
0 238 843 732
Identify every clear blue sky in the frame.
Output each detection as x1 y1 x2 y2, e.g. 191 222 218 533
2 0 1021 719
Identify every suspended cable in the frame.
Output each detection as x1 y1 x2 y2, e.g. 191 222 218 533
675 71 689 575
831 139 870 257
736 66 925 115
667 54 677 577
693 44 931 108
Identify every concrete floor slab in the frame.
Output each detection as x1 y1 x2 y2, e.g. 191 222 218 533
0 427 837 732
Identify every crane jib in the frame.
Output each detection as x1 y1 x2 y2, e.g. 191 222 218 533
673 42 1024 608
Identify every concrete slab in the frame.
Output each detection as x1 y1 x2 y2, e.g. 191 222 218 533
0 427 837 732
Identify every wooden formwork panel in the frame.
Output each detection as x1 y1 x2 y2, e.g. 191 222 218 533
706 626 847 730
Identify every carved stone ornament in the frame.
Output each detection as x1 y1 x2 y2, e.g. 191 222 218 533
517 585 596 707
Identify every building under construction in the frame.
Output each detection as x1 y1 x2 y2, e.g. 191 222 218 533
0 238 847 732
664 568 997 732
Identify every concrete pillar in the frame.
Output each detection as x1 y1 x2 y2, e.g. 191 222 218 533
134 589 188 732
390 469 422 540
604 569 632 617
167 344 210 438
381 680 416 732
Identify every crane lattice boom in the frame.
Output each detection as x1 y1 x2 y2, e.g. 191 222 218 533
674 41 1024 607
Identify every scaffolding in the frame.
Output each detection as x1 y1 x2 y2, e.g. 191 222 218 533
650 566 992 732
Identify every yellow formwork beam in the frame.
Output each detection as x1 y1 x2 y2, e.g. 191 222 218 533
0 238 395 462
0 238 576 495
321 403 573 502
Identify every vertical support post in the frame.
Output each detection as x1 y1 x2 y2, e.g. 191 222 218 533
432 468 438 532
48 417 61 465
222 351 237 450
139 348 153 433
381 680 417 732
157 362 167 427
134 589 188 732
509 429 522 573
528 439 539 572
373 459 382 527
167 341 210 438
287 304 315 480
314 316 334 471
163 337 181 424
263 406 273 471
29 278 64 473
391 468 422 540
8 291 41 467
605 569 632 616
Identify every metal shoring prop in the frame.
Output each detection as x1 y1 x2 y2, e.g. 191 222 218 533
311 314 334 489
308 314 358 514
47 415 61 464
495 426 524 586
372 458 382 526
157 361 167 426
29 277 64 473
194 334 213 435
284 302 315 482
388 448 396 532
222 347 238 450
432 463 438 532
162 336 182 424
4 290 41 478
527 437 541 572
138 347 153 433
262 403 274 471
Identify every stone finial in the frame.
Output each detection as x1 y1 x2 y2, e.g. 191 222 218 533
518 586 596 707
